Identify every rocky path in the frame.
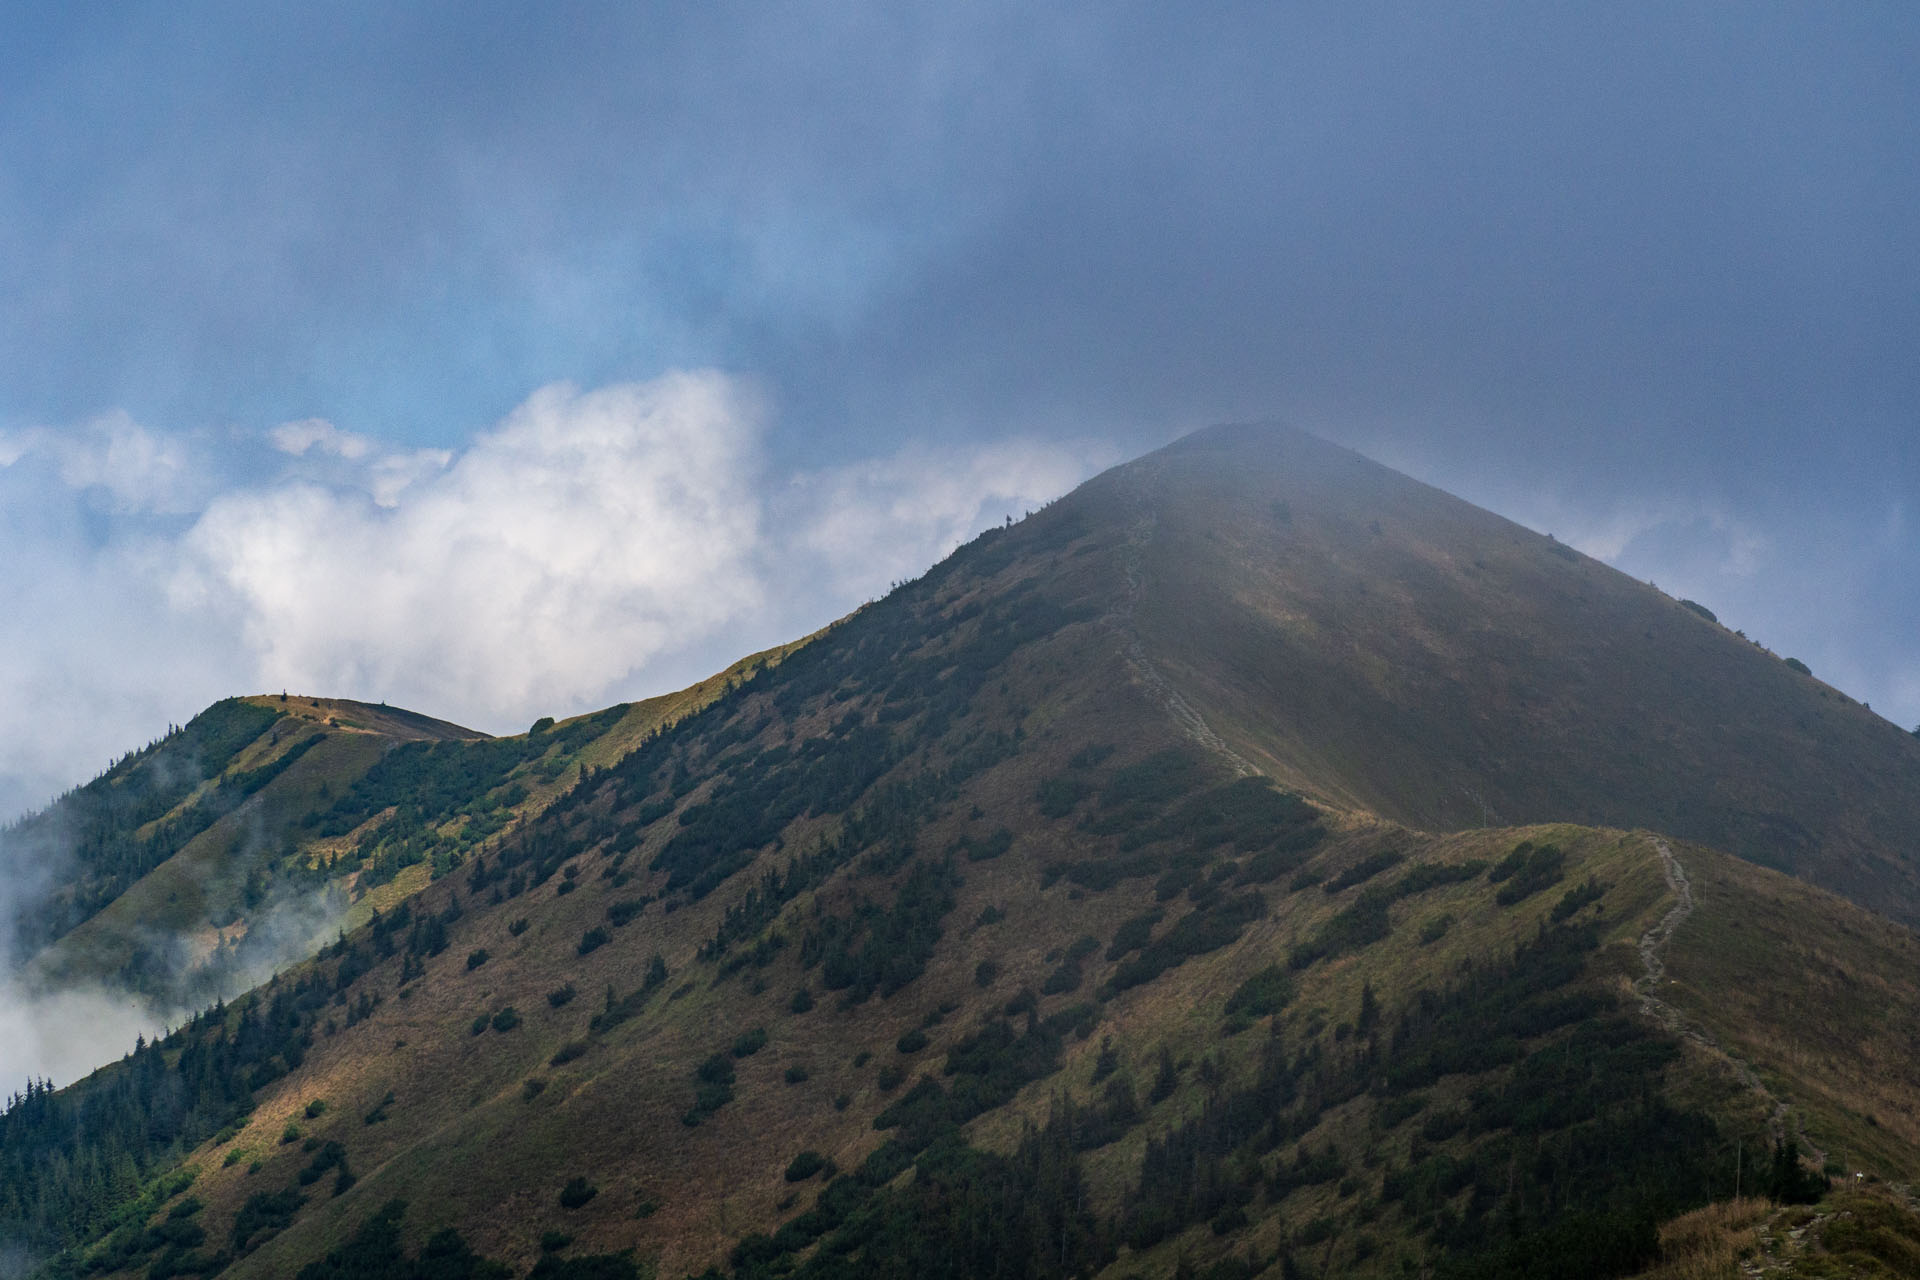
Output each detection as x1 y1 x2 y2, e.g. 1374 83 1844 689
1109 469 1259 779
1636 836 1818 1161
1636 836 1696 1018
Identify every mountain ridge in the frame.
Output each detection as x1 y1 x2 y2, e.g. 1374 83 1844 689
5 423 1920 1280
1102 423 1920 922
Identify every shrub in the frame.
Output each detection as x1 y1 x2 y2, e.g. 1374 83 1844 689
1041 960 1082 995
1494 845 1566 906
550 1040 589 1067
280 1123 301 1145
1327 850 1404 892
785 1065 810 1085
1224 965 1293 1019
896 1028 929 1054
548 982 577 1008
1550 877 1607 922
790 987 815 1013
685 1052 736 1122
471 1014 489 1036
577 927 610 956
1785 657 1812 676
466 949 490 971
785 1150 828 1182
731 1027 768 1057
1106 910 1161 961
876 1064 906 1092
491 1007 521 1032
1148 1048 1178 1103
559 1177 598 1209
303 1099 327 1119
974 960 1000 987
1036 776 1091 819
509 917 530 936
959 827 1014 861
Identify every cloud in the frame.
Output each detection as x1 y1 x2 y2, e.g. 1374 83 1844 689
0 368 1119 1087
0 411 207 514
176 373 771 729
0 371 1114 821
784 437 1123 598
0 982 164 1090
268 417 371 460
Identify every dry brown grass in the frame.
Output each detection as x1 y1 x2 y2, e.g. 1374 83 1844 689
1632 1197 1771 1280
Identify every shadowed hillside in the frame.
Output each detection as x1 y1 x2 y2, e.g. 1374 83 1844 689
7 425 1920 1280
1096 424 1920 925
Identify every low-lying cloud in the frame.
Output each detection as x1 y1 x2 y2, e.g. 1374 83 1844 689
177 373 771 726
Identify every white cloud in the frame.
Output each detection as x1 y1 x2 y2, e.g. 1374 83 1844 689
0 982 165 1089
0 369 1115 813
785 437 1121 598
177 373 771 729
0 411 205 513
268 417 371 460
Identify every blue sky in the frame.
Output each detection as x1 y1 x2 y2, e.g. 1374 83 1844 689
2 2 1917 821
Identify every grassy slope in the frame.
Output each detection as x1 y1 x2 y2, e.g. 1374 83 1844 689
1098 424 1920 926
31 425 1920 1280
170 808 1920 1280
1662 843 1920 1180
26 645 797 997
77 504 1914 1280
26 703 470 992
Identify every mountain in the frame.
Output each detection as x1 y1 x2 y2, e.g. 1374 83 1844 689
5 424 1920 1280
8 695 481 1005
1105 426 1920 924
5 645 795 1019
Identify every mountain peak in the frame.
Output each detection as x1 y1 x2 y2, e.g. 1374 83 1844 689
1061 421 1920 923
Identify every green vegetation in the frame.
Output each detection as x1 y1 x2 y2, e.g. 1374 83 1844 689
1489 841 1568 906
685 1053 738 1125
1 699 286 948
1223 964 1294 1020
13 427 1920 1280
1108 892 1266 992
784 1151 828 1182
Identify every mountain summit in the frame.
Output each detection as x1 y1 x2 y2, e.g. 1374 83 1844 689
6 424 1920 1280
1083 424 1920 921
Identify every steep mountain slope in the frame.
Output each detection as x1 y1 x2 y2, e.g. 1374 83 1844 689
7 644 795 1021
4 697 481 1003
9 424 1920 1280
1100 425 1920 925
